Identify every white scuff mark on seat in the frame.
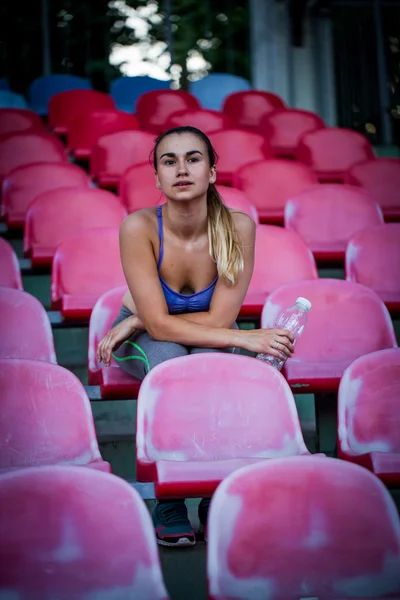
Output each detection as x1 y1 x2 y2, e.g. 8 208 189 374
302 510 329 549
51 515 83 563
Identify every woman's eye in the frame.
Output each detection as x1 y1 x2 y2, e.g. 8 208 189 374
165 160 175 165
188 157 198 163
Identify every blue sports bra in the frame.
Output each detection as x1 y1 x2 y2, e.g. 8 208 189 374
156 205 218 314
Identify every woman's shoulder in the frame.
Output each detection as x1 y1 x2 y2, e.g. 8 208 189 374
120 207 159 238
230 209 256 240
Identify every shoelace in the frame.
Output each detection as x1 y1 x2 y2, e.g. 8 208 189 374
158 502 189 525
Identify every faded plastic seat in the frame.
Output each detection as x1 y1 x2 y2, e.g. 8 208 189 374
209 130 273 185
260 108 325 158
296 127 375 182
222 90 285 132
51 228 127 321
0 466 169 599
1 162 90 229
345 158 400 221
67 109 140 159
48 89 115 135
136 89 200 133
284 184 384 262
88 286 141 399
261 279 397 393
0 288 57 363
0 238 22 289
338 348 400 487
119 163 165 212
111 75 170 112
24 187 127 267
346 223 400 313
165 108 234 134
0 108 45 136
90 130 155 189
216 186 259 223
189 73 252 111
0 359 110 473
136 353 312 496
0 90 28 109
207 456 400 600
28 74 92 116
233 159 318 224
241 225 318 319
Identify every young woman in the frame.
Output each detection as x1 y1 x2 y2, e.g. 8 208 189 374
97 126 294 547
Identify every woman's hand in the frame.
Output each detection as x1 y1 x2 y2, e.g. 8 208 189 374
240 328 295 359
97 316 138 367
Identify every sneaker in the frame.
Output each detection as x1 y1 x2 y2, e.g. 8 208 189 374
152 501 196 547
198 497 211 542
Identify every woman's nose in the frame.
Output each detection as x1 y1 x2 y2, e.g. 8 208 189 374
176 159 188 174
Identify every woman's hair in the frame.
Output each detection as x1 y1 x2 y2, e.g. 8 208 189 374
151 126 244 285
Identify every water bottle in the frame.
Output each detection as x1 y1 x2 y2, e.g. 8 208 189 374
257 297 312 371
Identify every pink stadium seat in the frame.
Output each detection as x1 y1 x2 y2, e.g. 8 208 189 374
90 130 155 189
207 456 400 600
0 132 66 186
222 90 285 131
260 108 325 158
0 359 110 473
345 158 400 221
0 238 22 289
67 109 140 160
233 159 318 224
0 466 169 599
0 288 57 363
296 127 375 182
135 89 200 133
261 279 397 393
24 187 127 267
209 130 273 185
338 348 400 488
216 186 259 223
1 162 91 229
0 108 45 135
241 225 318 319
119 162 165 213
346 223 400 313
51 228 126 321
284 184 384 262
136 353 312 495
88 286 141 399
165 108 234 133
48 89 115 135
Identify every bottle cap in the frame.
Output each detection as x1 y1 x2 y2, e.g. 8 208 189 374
295 297 312 311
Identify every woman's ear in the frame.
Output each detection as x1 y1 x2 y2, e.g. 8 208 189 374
155 172 161 188
209 166 217 185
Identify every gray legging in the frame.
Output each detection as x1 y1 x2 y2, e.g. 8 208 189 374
112 305 240 380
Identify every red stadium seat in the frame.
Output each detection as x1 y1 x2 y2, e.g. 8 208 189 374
345 223 400 313
233 159 318 224
51 228 126 321
1 162 91 229
135 89 200 133
261 279 397 393
0 132 66 186
0 359 110 473
0 466 169 599
0 238 22 289
241 225 318 319
24 187 127 267
338 348 400 488
216 186 259 223
48 89 115 135
136 353 312 494
0 108 45 136
207 456 400 600
284 184 384 262
222 90 285 131
90 130 155 189
67 109 140 160
345 158 400 221
88 286 141 399
296 127 375 182
0 288 57 363
119 162 164 213
209 130 272 186
260 108 325 158
165 108 234 134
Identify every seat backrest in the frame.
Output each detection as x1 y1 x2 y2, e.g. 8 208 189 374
345 158 400 211
261 279 397 363
0 90 28 109
0 465 169 599
260 108 325 156
0 108 44 135
28 74 92 115
338 348 400 457
222 90 285 130
165 108 234 134
207 455 400 600
111 75 171 112
135 89 200 133
208 130 272 181
90 130 155 181
0 238 22 289
217 185 259 223
0 288 57 363
189 73 252 111
0 359 102 470
137 353 309 466
67 109 139 153
48 89 115 132
118 162 164 213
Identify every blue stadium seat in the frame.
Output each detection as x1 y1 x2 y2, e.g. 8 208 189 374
0 90 28 109
110 75 170 112
189 73 252 111
28 74 92 116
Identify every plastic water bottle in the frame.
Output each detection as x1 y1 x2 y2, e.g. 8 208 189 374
257 297 312 371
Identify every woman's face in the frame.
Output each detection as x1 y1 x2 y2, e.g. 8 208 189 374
155 132 216 202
